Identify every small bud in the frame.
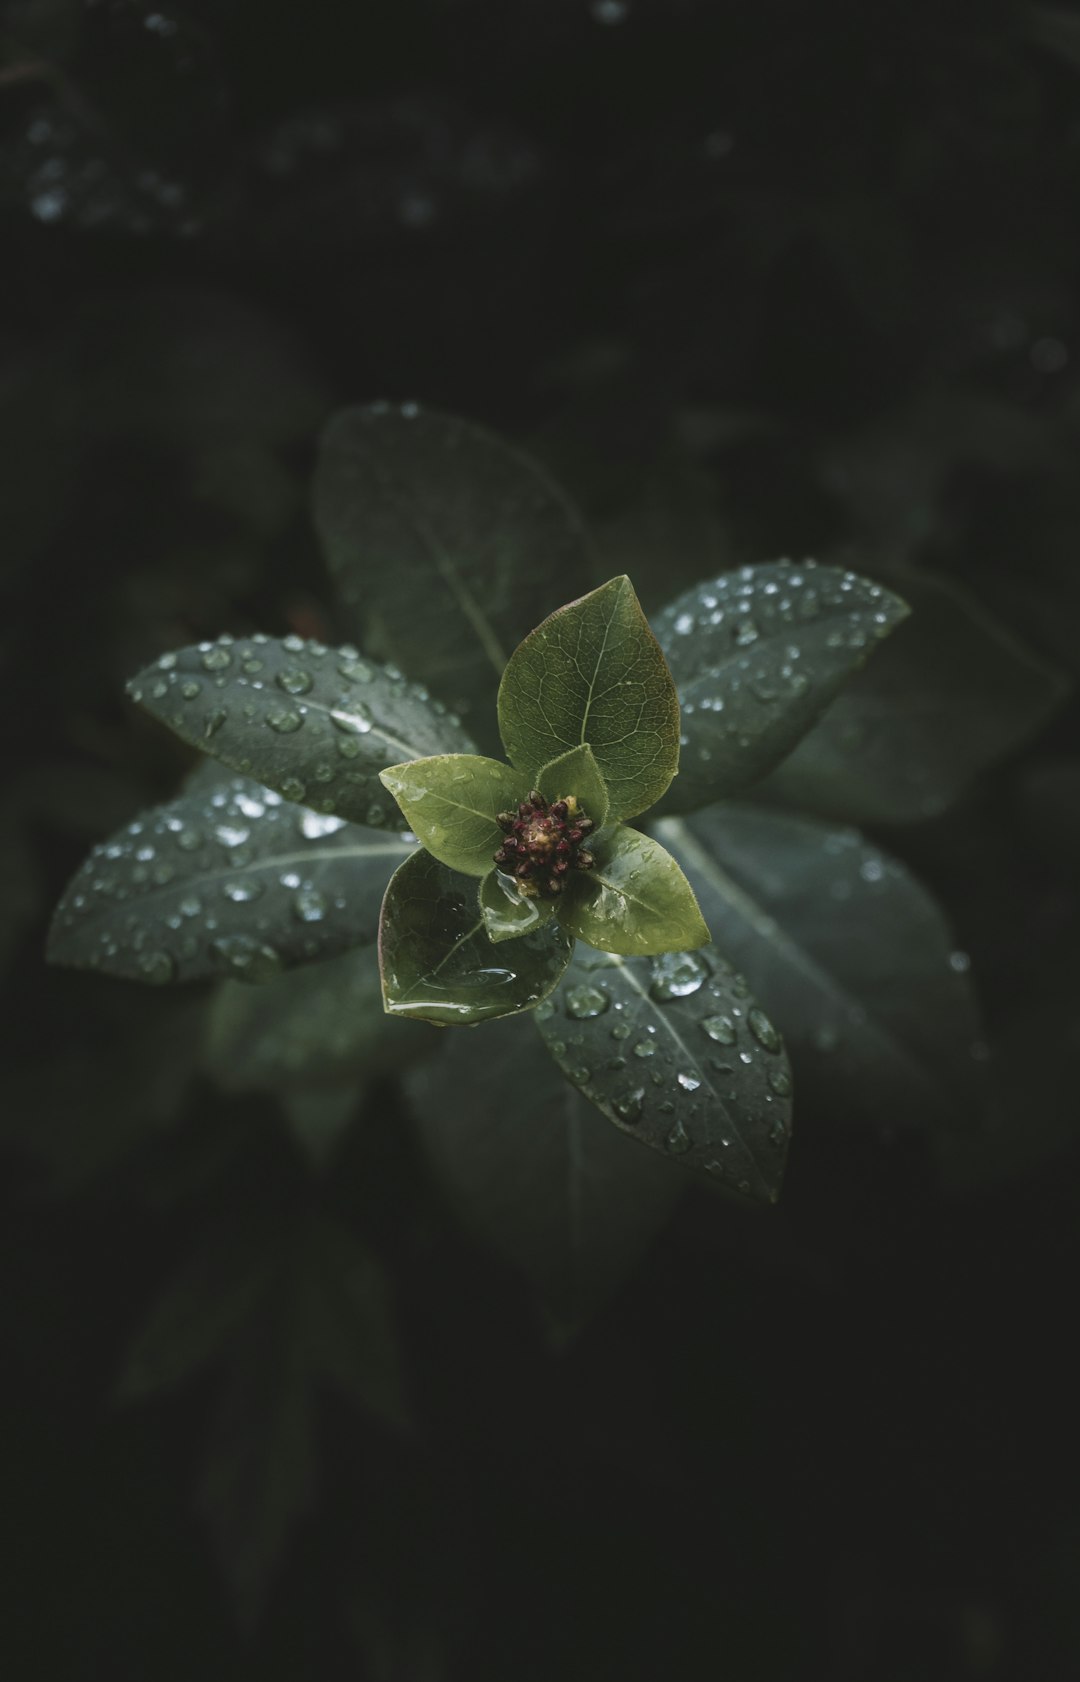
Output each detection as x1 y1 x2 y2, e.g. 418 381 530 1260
515 860 533 878
528 790 544 808
567 827 583 843
553 858 570 874
550 800 569 820
577 850 595 870
496 811 516 831
547 876 564 894
501 836 520 852
494 847 508 865
577 817 595 836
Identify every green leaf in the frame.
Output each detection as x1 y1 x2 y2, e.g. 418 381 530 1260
47 775 414 985
478 870 555 944
203 946 430 1093
379 849 574 1024
748 567 1070 824
535 945 793 1203
653 559 910 813
537 742 610 830
128 634 474 830
313 404 591 748
498 575 681 820
406 1014 684 1338
557 825 709 956
657 806 986 1131
378 754 529 877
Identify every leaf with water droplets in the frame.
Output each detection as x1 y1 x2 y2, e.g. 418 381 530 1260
653 559 910 812
478 869 555 943
378 754 530 876
557 824 709 956
657 805 986 1132
534 945 793 1202
47 776 414 985
128 634 474 829
379 849 574 1024
749 567 1070 824
536 742 610 831
313 404 591 749
498 575 681 820
406 1014 684 1338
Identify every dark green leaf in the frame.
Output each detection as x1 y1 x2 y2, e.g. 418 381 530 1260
204 946 429 1093
406 1014 684 1337
537 742 610 830
129 634 473 830
535 944 793 1203
749 567 1069 824
478 870 555 944
378 754 529 876
657 806 986 1131
313 403 591 746
47 776 414 985
498 575 680 819
379 849 574 1024
653 559 910 812
557 825 710 956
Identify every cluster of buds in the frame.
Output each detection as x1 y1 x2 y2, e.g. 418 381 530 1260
494 791 597 899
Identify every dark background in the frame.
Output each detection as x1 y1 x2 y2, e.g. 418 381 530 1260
3 1 1080 1677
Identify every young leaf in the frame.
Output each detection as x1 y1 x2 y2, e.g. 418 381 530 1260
378 754 530 877
656 806 986 1131
497 575 680 820
128 635 474 830
535 945 793 1203
47 776 414 985
557 826 709 956
653 560 910 813
379 849 574 1024
313 404 592 747
406 1014 684 1339
478 870 555 943
537 742 610 830
748 567 1070 824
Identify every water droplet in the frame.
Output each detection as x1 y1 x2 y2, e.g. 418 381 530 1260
614 1088 645 1123
331 703 372 735
204 708 227 738
293 887 327 922
365 803 387 827
138 950 176 984
665 1118 691 1155
214 823 250 848
674 611 694 635
701 1013 737 1044
276 667 313 696
570 1065 591 1086
565 983 610 1019
734 619 760 646
677 1072 701 1092
610 1022 632 1041
280 777 307 802
767 1067 792 1097
633 1038 656 1059
748 1007 781 1052
949 950 971 974
301 811 348 839
180 680 201 701
338 656 374 683
650 950 710 1000
222 878 263 903
266 706 303 734
178 895 202 918
209 935 284 984
200 647 232 672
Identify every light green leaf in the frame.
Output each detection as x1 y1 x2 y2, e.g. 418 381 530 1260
128 634 474 830
537 742 610 830
657 806 986 1131
478 870 555 944
378 754 530 877
498 575 680 820
406 1014 684 1338
535 944 793 1203
557 826 709 957
749 567 1070 824
653 559 910 813
379 849 574 1024
47 775 414 985
313 404 591 748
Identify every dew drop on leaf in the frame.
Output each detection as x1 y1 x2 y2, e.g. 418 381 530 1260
276 667 314 696
564 984 611 1020
650 950 710 1000
701 1013 737 1044
747 1007 782 1052
614 1088 645 1123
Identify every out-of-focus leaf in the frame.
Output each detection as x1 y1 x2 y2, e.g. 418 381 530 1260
48 776 413 985
499 575 680 819
313 403 591 745
406 1014 684 1337
534 943 793 1204
653 560 910 812
379 848 574 1025
657 806 986 1132
130 635 473 830
753 568 1069 824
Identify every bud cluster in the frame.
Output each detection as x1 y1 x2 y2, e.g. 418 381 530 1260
493 791 597 899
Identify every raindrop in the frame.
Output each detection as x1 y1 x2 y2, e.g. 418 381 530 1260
331 703 372 735
570 1065 591 1086
701 1013 737 1045
610 1022 632 1041
665 1118 692 1155
650 950 709 1000
209 935 284 984
565 983 610 1019
276 668 314 696
204 709 228 738
266 707 304 734
180 681 201 701
200 647 231 672
301 811 348 839
747 1007 782 1052
677 1072 701 1092
338 656 374 683
281 778 307 802
633 1039 656 1059
768 1067 792 1097
293 887 327 923
214 823 250 848
222 878 264 903
614 1088 645 1123
365 803 387 827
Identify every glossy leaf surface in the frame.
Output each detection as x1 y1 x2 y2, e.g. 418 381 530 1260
477 870 555 944
378 754 529 877
498 575 680 819
557 825 709 956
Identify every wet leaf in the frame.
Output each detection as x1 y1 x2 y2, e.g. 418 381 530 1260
378 754 529 876
752 568 1069 823
537 742 610 830
407 1015 684 1337
313 403 590 745
535 944 793 1204
653 559 910 813
557 825 709 956
47 776 414 985
379 849 574 1024
498 575 680 820
657 806 986 1131
478 870 555 944
129 634 473 830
